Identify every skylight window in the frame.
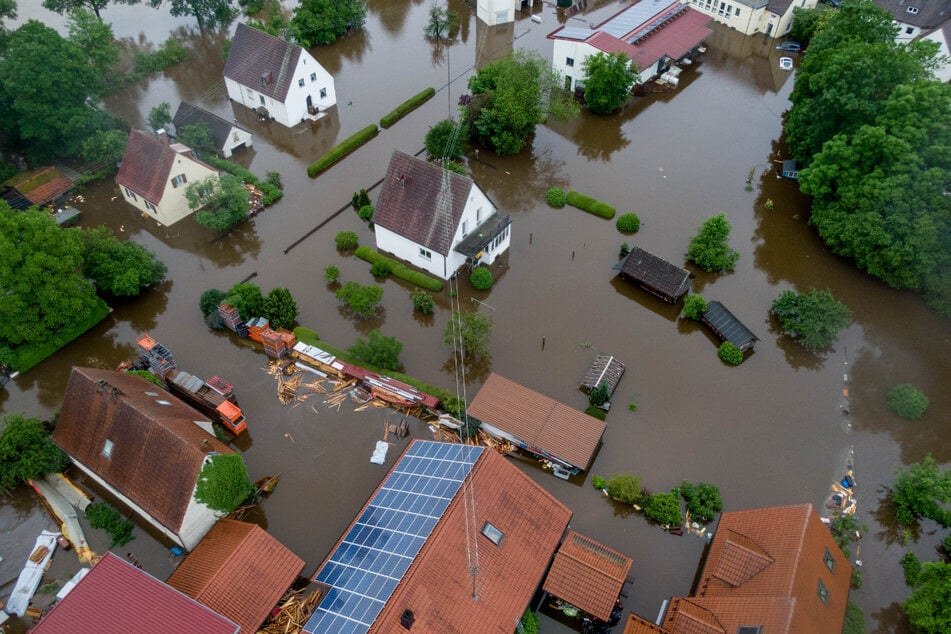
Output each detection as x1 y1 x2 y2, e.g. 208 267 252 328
102 439 114 458
906 6 919 13
481 522 504 545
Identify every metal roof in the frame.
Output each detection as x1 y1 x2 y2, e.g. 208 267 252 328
558 27 597 40
600 0 676 39
701 301 758 351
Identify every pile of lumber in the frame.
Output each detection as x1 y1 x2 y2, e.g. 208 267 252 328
278 373 302 405
259 587 324 634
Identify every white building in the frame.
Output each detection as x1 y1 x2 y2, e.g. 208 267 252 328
683 0 819 38
476 0 536 25
172 102 253 158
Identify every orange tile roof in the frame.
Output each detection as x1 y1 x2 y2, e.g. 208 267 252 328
167 519 304 633
542 531 632 621
711 529 775 587
468 373 606 471
5 166 74 205
623 614 671 634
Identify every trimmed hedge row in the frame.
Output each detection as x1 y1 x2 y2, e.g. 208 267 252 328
205 155 284 205
380 87 436 129
567 190 616 219
307 125 379 177
355 246 444 292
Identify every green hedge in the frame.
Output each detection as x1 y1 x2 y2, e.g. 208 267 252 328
566 190 616 219
205 156 284 205
308 125 379 177
10 299 110 372
354 246 444 292
380 87 436 129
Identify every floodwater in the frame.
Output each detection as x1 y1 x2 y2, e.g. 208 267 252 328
3 2 950 632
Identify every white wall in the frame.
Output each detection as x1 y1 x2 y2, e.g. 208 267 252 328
551 40 595 92
120 154 218 227
477 0 516 25
923 29 951 82
376 226 450 279
222 126 254 158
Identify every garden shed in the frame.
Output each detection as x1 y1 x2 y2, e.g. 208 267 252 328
580 354 626 397
701 301 758 351
613 246 692 303
542 530 632 622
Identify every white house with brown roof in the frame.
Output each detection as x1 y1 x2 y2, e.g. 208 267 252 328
116 129 219 226
173 102 253 158
374 150 511 281
682 0 818 38
223 23 335 128
53 367 235 551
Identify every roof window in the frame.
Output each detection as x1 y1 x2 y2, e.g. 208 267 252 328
102 439 114 458
906 5 919 13
481 521 504 545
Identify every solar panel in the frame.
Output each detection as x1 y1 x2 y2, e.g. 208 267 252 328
304 441 484 634
556 27 596 41
601 0 671 38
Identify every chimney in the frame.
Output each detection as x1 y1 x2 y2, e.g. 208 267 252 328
400 609 415 630
398 174 405 188
156 128 170 145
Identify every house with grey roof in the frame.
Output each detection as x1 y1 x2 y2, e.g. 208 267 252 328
373 150 511 280
223 23 335 128
173 102 253 158
875 0 951 42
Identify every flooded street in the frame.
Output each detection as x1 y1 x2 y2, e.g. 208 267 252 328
3 2 950 632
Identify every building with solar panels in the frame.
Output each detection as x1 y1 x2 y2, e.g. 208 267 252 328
304 440 572 633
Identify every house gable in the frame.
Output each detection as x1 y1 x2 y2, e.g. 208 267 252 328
224 23 303 103
116 129 178 205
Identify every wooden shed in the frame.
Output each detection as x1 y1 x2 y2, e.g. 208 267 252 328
701 301 758 351
613 246 691 303
580 354 625 397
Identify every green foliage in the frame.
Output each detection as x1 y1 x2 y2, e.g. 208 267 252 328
443 310 493 357
265 170 282 188
308 125 378 177
902 552 922 586
4 299 110 373
616 212 640 232
519 609 540 634
843 602 866 634
352 189 371 210
582 51 638 114
128 39 188 81
903 561 951 633
336 282 383 319
292 0 367 47
260 182 283 205
380 87 436 129
148 102 172 132
718 342 744 365
359 205 374 222
80 129 128 167
127 369 163 386
588 382 610 407
147 0 237 29
80 226 167 297
828 512 864 558
789 5 834 46
84 502 135 548
888 384 930 420
425 119 465 161
443 160 466 176
411 289 435 315
441 396 466 419
348 329 403 371
620 242 630 256
225 283 264 321
592 476 607 489
678 480 722 523
892 455 951 527
424 3 459 40
851 566 863 589
354 246 444 291
186 175 250 232
606 473 643 505
770 288 852 351
643 491 684 526
37 581 61 594
261 287 298 329
203 156 282 207
200 289 228 317
194 454 254 513
566 190 615 219
687 213 739 272
324 265 340 284
0 414 70 490
585 405 607 420
177 122 216 156
335 231 360 251
545 187 567 207
470 267 493 290
682 294 708 321
370 260 390 277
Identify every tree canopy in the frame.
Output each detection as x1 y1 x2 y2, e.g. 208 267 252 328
194 453 254 513
443 310 493 357
348 329 402 371
581 51 638 114
148 102 172 132
425 118 464 161
148 0 237 29
0 414 71 491
185 174 250 232
260 287 298 329
80 226 167 296
770 288 851 351
292 0 367 47
903 561 951 634
892 455 951 527
43 0 138 20
686 213 739 272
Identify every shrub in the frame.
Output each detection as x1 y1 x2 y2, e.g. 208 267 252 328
616 212 641 232
380 87 436 128
718 341 744 365
127 369 162 386
0 414 71 490
425 119 465 161
443 160 466 175
682 294 708 320
348 329 403 371
892 455 951 527
359 204 374 222
678 480 722 523
442 395 466 418
336 282 384 319
687 212 739 272
643 491 684 526
324 265 340 284
260 182 283 205
194 454 255 513
352 188 371 211
265 170 282 188
606 473 643 505
354 246 444 291
585 405 607 420
335 231 359 251
200 288 227 317
470 266 493 290
887 384 929 420
412 289 435 314
519 609 540 634
307 125 379 177
588 382 610 407
566 190 616 219
85 502 135 547
370 260 390 277
545 187 567 207
592 476 607 490
843 602 865 634
620 242 630 255
902 552 922 586
261 287 298 330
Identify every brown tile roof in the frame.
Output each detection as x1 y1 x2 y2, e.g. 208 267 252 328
223 23 303 103
374 150 475 256
613 246 692 303
623 614 671 634
542 531 633 621
468 373 607 471
3 166 74 206
664 598 727 634
370 445 572 633
167 519 304 633
116 129 177 204
52 367 234 533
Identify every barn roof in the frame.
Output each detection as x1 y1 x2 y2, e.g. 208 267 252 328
701 301 758 351
613 246 691 302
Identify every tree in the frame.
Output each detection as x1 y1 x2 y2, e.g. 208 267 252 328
149 0 237 29
199 288 228 317
903 561 951 633
348 329 402 371
411 289 435 314
80 226 167 296
643 491 684 526
80 129 128 167
686 213 739 272
443 310 493 357
681 294 708 320
718 342 744 365
770 288 852 351
887 384 930 420
224 283 264 320
606 473 643 505
292 0 367 47
678 480 722 523
789 5 834 47
324 265 340 284
261 287 298 329
0 414 71 490
193 453 254 513
148 102 172 132
892 455 951 527
43 0 139 20
423 3 459 41
425 119 464 161
588 382 609 407
177 122 216 156
335 231 359 250
581 51 638 114
185 174 250 232
0 0 15 28
336 282 383 319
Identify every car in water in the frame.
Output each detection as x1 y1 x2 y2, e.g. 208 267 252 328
776 41 802 52
779 57 794 70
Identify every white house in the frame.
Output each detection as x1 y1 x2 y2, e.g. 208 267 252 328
373 151 511 281
476 0 535 25
874 0 951 43
682 0 819 38
923 21 951 82
52 368 235 551
223 23 336 128
116 129 219 226
172 102 253 158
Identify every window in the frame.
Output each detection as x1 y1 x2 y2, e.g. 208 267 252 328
144 200 157 213
906 26 914 34
298 78 305 87
124 187 137 202
566 57 574 67
736 7 740 15
481 522 504 545
817 579 829 605
823 547 836 573
419 248 432 260
246 88 253 99
462 220 468 236
102 439 114 458
476 207 482 223
320 88 327 98
171 173 187 188
310 72 317 81
260 95 266 105
907 6 919 13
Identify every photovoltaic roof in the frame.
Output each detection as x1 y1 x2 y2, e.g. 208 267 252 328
558 27 596 40
304 441 484 634
600 0 671 39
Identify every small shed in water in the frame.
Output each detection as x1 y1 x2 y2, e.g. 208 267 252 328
1 166 75 210
781 159 799 179
580 354 626 397
613 246 691 303
701 301 758 351
543 531 633 622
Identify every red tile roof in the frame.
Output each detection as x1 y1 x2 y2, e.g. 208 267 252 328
624 614 671 633
628 10 713 71
32 552 239 634
468 373 607 471
116 129 178 204
167 519 304 633
542 531 633 621
4 166 74 206
223 23 303 103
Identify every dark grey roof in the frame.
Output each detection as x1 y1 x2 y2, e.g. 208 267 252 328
613 246 692 302
766 0 795 16
173 102 249 151
223 23 303 102
874 0 951 28
701 301 758 350
454 212 511 258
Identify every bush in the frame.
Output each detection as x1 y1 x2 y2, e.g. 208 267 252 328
200 289 227 317
620 242 630 256
616 212 641 232
265 170 282 188
260 287 298 330
324 265 340 284
224 283 264 321
585 405 607 420
545 187 567 207
425 119 465 161
843 602 865 634
127 369 162 386
352 188 371 211
0 414 71 490
687 212 739 272
412 289 435 314
128 39 187 81
348 329 402 371
902 552 922 586
85 502 135 548
606 473 643 505
566 190 616 219
335 231 359 251
380 87 436 129
887 384 929 420
682 294 708 320
519 609 540 634
442 395 466 418
359 204 374 222
771 288 852 351
592 476 607 490
194 454 255 513
307 125 379 177
260 182 283 205
718 341 744 365
354 246 444 292
336 282 384 319
588 382 610 407
370 260 390 277
678 480 722 523
470 266 493 290
643 491 684 526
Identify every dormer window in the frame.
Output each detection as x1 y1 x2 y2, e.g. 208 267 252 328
817 579 830 605
481 521 504 545
102 439 114 458
260 71 272 87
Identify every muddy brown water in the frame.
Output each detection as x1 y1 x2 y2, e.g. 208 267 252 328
3 2 950 632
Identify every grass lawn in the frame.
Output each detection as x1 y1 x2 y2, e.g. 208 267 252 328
12 298 111 373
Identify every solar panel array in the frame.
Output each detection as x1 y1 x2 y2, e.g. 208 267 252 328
304 441 484 634
557 27 596 41
601 0 671 38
